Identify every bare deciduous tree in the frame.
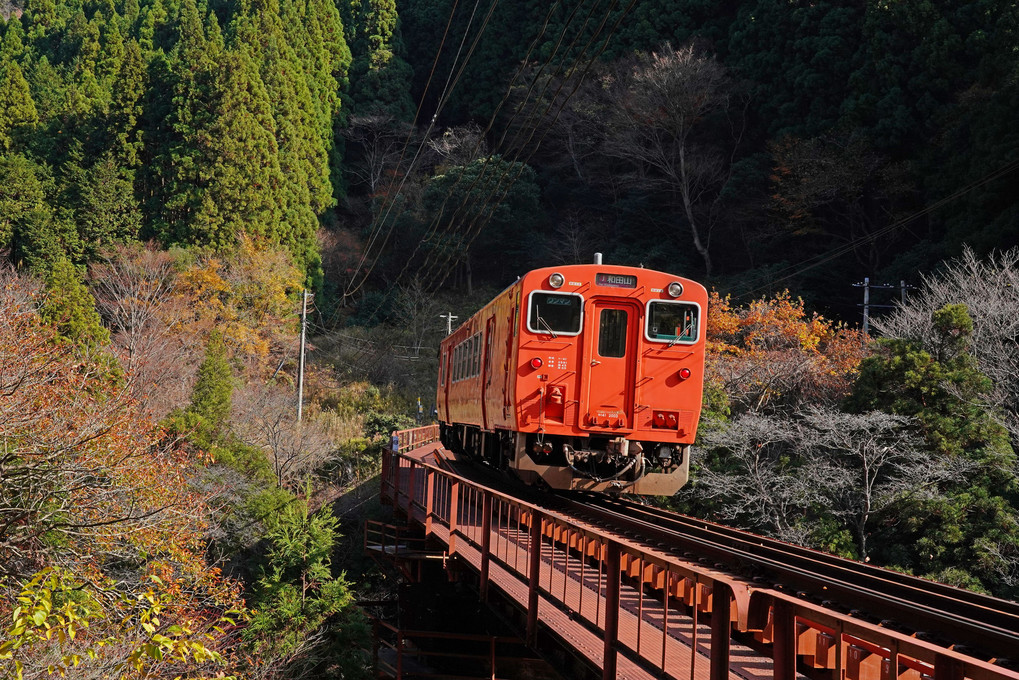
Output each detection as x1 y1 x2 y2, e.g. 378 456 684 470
798 407 937 560
427 122 487 167
694 413 816 543
769 135 914 272
231 382 334 489
343 115 415 194
692 405 971 559
89 244 201 419
601 43 746 276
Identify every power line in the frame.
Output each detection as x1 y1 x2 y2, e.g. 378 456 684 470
344 0 579 306
408 0 624 291
343 0 504 299
329 0 604 376
419 0 638 293
338 0 636 385
341 0 465 292
734 156 1019 302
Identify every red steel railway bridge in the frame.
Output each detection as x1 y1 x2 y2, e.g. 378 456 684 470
365 425 1019 680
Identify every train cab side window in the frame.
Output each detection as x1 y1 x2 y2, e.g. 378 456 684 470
470 335 477 377
646 301 700 344
472 333 481 376
528 292 582 335
598 309 628 357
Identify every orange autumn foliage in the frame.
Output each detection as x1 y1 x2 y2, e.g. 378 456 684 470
0 269 245 678
705 291 867 413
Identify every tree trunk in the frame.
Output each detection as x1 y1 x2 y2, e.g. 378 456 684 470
679 145 712 277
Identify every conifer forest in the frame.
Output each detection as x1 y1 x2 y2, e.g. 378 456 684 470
1 0 1018 676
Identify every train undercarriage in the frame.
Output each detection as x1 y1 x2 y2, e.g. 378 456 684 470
440 423 690 495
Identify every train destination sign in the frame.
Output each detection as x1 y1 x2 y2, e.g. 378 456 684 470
596 273 637 288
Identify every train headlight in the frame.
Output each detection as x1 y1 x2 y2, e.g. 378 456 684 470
530 357 543 369
549 272 565 289
667 281 684 298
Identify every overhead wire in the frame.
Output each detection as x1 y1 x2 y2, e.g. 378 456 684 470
349 0 491 287
336 0 605 377
733 156 1019 301
326 0 500 373
347 0 623 381
407 0 619 292
341 0 467 296
385 0 590 287
418 0 637 293
352 0 639 381
343 0 505 299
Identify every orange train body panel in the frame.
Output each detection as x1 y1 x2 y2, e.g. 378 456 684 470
437 264 707 494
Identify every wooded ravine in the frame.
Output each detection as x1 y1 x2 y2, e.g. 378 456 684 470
1 0 1017 677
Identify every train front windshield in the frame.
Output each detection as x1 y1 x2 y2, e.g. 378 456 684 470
529 292 582 335
646 301 699 343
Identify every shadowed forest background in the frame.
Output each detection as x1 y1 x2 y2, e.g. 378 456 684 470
1 0 1018 677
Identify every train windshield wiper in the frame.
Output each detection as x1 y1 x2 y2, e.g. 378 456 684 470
537 316 558 339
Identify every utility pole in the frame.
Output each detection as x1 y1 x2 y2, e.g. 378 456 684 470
854 279 912 337
862 277 870 336
297 289 312 422
439 312 458 336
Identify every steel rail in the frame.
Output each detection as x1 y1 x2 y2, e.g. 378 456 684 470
559 491 1019 664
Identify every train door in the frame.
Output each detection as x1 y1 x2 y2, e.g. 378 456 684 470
581 299 639 430
442 347 451 418
481 317 494 429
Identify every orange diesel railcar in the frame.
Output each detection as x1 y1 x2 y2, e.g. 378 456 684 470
437 263 706 495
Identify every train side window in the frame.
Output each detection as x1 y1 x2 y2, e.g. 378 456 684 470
645 301 700 344
598 309 628 357
527 291 583 335
453 345 459 382
440 351 445 386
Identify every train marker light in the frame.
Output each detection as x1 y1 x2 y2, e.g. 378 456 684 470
678 367 692 380
667 281 684 297
549 272 565 288
530 357 543 369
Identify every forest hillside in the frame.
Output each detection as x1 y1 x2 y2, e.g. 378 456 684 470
1 0 1018 677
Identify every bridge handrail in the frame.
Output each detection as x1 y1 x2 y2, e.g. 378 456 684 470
382 436 1019 680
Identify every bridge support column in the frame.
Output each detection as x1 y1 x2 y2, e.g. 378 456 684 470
773 599 796 680
448 480 460 556
709 581 731 680
424 469 434 537
527 510 544 647
934 654 965 680
480 494 493 601
602 541 621 680
406 462 417 518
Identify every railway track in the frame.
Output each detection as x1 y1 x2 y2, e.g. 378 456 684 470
554 491 1019 666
